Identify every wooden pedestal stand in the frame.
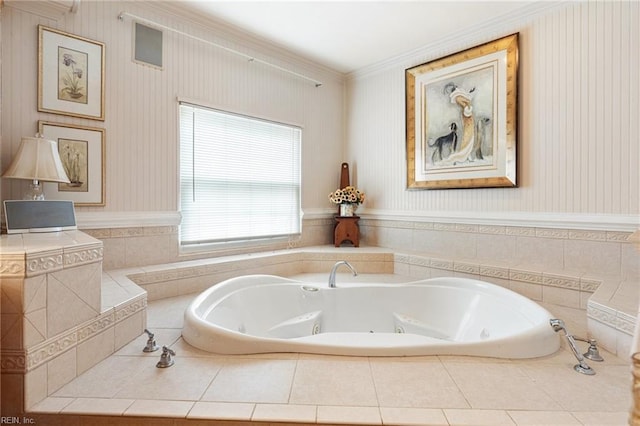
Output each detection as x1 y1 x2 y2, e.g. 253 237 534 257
334 162 360 247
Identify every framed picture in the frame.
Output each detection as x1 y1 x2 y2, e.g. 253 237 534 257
406 34 518 189
38 121 105 206
38 25 105 120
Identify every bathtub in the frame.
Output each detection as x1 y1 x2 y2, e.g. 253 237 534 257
182 275 561 358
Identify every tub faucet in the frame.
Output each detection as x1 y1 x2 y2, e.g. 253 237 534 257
142 328 159 352
328 261 357 288
156 346 175 368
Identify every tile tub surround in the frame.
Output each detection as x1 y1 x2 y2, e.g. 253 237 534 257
84 218 637 280
84 218 637 322
27 287 633 426
104 242 636 357
83 217 334 270
5 223 635 422
83 218 638 356
0 231 147 415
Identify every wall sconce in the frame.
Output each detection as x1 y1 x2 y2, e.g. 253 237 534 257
2 135 70 200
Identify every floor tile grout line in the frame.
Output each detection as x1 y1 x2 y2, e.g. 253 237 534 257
366 357 382 409
193 354 225 404
517 353 571 413
365 357 385 424
438 357 473 410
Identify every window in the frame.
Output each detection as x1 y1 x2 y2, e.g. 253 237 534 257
179 102 301 246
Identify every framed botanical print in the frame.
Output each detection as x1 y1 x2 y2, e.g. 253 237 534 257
38 25 105 120
38 121 106 206
406 34 518 189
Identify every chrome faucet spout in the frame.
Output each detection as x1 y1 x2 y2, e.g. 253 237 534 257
328 261 357 288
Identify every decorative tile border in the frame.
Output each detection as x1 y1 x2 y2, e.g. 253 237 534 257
542 273 580 290
1 245 104 278
453 261 479 275
115 295 147 323
408 255 429 267
536 228 569 239
616 311 637 335
509 269 543 284
0 254 26 277
77 311 116 344
0 349 27 373
479 265 509 279
505 226 536 236
477 225 506 235
587 301 634 337
433 223 457 232
64 245 103 268
607 231 633 242
26 328 78 371
569 230 607 241
26 251 64 277
580 278 601 292
394 253 411 263
0 291 147 374
413 222 433 230
430 258 454 270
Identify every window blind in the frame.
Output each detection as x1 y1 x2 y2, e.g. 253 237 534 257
179 102 302 245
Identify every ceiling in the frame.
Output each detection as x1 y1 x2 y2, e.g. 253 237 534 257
178 1 540 73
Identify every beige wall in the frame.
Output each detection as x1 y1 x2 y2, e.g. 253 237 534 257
0 0 345 224
1 1 638 247
346 1 639 229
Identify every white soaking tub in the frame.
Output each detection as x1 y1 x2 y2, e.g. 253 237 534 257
182 275 560 358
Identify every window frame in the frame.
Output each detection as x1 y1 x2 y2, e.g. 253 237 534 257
178 100 303 251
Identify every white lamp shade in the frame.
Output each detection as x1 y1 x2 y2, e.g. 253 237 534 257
2 136 70 183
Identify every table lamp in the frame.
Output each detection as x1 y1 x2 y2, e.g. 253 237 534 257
2 135 70 200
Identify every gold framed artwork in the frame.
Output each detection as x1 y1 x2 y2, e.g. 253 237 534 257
406 33 518 189
38 25 105 120
38 121 106 206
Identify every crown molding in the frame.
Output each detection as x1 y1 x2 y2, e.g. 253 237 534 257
347 1 570 81
3 0 79 20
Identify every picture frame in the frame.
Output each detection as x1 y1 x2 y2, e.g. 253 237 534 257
38 25 105 120
406 33 518 189
38 121 105 206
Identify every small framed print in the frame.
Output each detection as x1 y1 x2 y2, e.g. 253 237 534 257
39 121 105 206
38 25 105 120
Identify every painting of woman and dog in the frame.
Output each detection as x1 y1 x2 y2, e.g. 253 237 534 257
406 34 518 189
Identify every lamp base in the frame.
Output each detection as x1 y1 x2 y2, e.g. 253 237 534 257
24 180 44 200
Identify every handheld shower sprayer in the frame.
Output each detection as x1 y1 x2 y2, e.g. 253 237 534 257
549 319 596 375
549 318 565 333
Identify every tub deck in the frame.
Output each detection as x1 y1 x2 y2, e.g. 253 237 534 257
27 274 632 426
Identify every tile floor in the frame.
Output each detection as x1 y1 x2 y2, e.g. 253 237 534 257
30 274 633 426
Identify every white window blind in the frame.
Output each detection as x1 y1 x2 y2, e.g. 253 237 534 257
179 102 302 245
